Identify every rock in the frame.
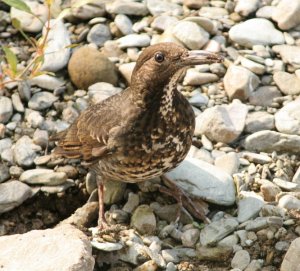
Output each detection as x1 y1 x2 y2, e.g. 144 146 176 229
133 260 158 271
10 0 48 32
244 130 300 153
11 93 24 113
0 164 10 183
272 45 300 67
240 57 265 75
147 0 183 16
123 192 139 213
231 250 251 270
26 110 44 129
40 180 75 194
224 65 260 101
181 229 200 247
41 20 71 72
235 0 260 16
131 205 156 235
117 34 150 48
281 237 300 271
184 0 208 9
71 0 105 19
87 24 111 46
183 70 219 86
214 152 239 175
91 241 123 251
245 111 275 133
272 0 300 30
260 180 281 202
275 99 300 135
184 16 217 35
68 46 118 89
88 82 122 104
229 18 284 48
13 136 41 167
256 6 276 19
106 0 148 16
245 217 283 231
166 157 235 206
151 15 178 31
273 71 300 95
218 234 239 247
292 166 300 184
237 191 264 223
278 195 300 210
20 169 67 185
161 248 196 263
196 245 232 261
119 62 136 84
0 97 13 124
28 92 58 111
249 86 282 106
199 7 228 19
0 181 32 213
200 218 239 246
195 100 248 143
30 75 65 90
115 14 133 35
104 180 126 204
0 224 94 270
172 21 209 50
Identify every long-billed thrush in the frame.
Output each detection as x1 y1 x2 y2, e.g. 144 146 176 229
52 42 223 228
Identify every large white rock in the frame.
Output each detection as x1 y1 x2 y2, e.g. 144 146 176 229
166 157 236 206
229 18 284 48
275 99 300 135
20 169 67 185
281 238 300 271
272 45 300 67
0 225 94 271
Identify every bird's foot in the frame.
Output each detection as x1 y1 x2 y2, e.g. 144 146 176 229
160 175 210 224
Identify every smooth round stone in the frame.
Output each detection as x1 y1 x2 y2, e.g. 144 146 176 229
249 86 282 107
30 75 65 90
71 0 105 19
273 71 300 95
0 97 13 124
11 93 24 113
240 57 265 75
0 164 10 183
234 0 260 16
87 24 111 46
20 169 67 186
245 111 275 133
88 82 122 104
91 241 123 251
151 15 178 31
172 21 209 50
114 14 133 35
32 128 49 148
231 250 250 270
272 45 300 67
28 92 58 111
106 0 148 16
146 0 183 16
183 70 219 86
278 195 300 210
229 18 284 48
281 238 300 271
131 205 156 235
184 16 217 34
117 34 150 48
256 6 276 19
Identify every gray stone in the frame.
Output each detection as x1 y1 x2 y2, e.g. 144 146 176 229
0 224 94 270
237 191 264 223
273 45 300 68
281 237 300 271
245 217 283 231
240 57 265 75
249 86 282 106
0 97 13 124
106 1 148 16
71 0 105 19
278 195 300 210
20 169 67 186
229 18 284 48
40 180 75 194
215 152 239 175
166 157 235 206
172 21 209 50
33 129 49 148
151 15 178 31
161 248 196 263
245 111 275 133
231 250 250 270
91 241 123 251
0 138 12 154
123 192 139 213
87 24 111 46
147 0 183 16
0 181 32 213
234 0 259 16
30 75 65 90
28 92 58 111
196 245 232 261
200 218 239 246
41 20 71 72
119 62 136 84
274 71 300 95
183 70 219 86
131 205 156 235
181 228 200 247
0 164 10 183
11 93 24 113
244 130 300 153
256 6 275 19
224 65 260 101
115 14 133 35
117 34 150 48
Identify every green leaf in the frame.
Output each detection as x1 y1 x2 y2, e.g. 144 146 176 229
2 0 31 13
2 46 18 75
11 18 21 30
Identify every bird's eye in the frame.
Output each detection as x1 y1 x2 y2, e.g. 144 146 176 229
154 52 165 63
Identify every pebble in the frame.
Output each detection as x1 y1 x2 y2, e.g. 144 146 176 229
40 180 75 194
41 20 71 72
131 205 156 235
224 65 260 101
114 14 133 35
68 46 118 89
249 86 282 107
91 241 123 251
234 0 260 17
240 57 265 75
256 6 275 19
106 1 148 16
172 21 209 50
200 218 239 246
292 166 300 184
218 234 239 247
215 152 239 175
231 250 250 270
13 136 41 167
10 0 48 32
119 62 136 84
0 180 32 213
237 191 264 223
87 24 111 46
88 82 122 104
188 92 209 106
123 192 139 213
134 260 158 271
278 195 300 210
197 245 233 261
0 164 10 183
272 0 300 30
162 248 196 263
0 138 12 154
228 18 284 48
11 93 24 113
117 34 151 48
245 111 274 133
181 228 200 247
71 0 105 20
20 168 67 186
26 110 44 129
281 237 300 271
260 180 281 202
195 100 248 143
0 97 13 124
147 0 183 16
30 75 65 90
273 71 300 95
0 224 94 270
272 45 300 67
28 92 58 111
244 130 300 153
245 217 283 231
151 15 178 32
166 157 236 206
183 70 219 85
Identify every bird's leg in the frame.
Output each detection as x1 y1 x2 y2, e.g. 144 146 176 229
160 175 210 223
97 177 108 229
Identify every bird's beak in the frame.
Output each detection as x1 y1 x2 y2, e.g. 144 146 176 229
181 50 223 66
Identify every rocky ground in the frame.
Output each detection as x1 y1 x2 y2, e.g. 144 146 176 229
0 0 300 270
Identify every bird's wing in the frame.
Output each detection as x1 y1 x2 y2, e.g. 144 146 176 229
52 90 130 163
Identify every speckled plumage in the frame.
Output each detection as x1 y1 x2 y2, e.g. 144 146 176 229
52 42 222 226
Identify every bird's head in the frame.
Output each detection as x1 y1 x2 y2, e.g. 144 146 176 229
131 42 223 90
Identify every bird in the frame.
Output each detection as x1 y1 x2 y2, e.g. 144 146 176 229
51 42 223 229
